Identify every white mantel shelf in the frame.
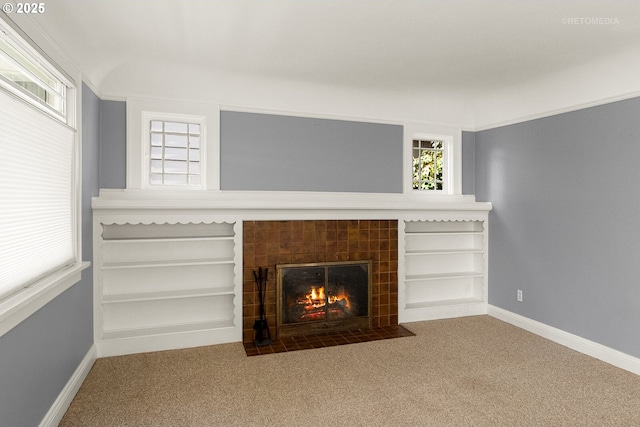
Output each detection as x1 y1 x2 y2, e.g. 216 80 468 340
93 189 492 221
92 189 492 357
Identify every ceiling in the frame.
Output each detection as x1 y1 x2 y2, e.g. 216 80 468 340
22 0 640 128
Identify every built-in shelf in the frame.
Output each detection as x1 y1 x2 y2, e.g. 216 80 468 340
102 319 235 340
405 297 484 310
400 219 488 322
103 286 235 304
405 249 484 255
92 189 491 357
405 272 483 281
94 219 240 357
102 257 234 270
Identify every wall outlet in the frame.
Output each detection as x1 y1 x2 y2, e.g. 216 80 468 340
517 289 523 302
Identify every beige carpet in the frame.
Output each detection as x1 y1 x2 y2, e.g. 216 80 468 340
60 316 640 426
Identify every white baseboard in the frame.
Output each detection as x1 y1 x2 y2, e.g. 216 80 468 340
97 326 241 358
488 305 640 376
39 344 97 427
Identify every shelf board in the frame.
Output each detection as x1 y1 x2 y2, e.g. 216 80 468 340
405 297 483 310
102 257 234 270
103 286 235 304
405 231 483 236
405 272 483 282
103 235 234 244
405 249 483 256
102 319 235 340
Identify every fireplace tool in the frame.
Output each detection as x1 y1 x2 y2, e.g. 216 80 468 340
253 267 273 346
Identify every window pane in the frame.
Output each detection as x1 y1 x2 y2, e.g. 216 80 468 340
150 173 163 185
150 146 163 159
165 134 188 148
413 139 444 191
148 119 202 187
150 160 163 173
151 133 163 146
164 160 188 173
150 120 163 132
164 121 188 133
189 123 200 134
164 174 188 185
0 34 67 119
189 161 200 174
165 147 187 161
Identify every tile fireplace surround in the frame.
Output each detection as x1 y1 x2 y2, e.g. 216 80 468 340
92 190 491 357
243 220 398 343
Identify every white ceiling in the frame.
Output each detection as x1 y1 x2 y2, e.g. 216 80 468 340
25 0 640 128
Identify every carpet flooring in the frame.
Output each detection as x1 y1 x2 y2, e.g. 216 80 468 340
60 316 640 426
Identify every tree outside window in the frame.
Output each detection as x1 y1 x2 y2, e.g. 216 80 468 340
412 139 443 190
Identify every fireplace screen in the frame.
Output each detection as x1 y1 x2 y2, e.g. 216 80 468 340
276 261 372 338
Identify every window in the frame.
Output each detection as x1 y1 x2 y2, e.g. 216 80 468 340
0 16 85 335
149 119 202 187
405 123 461 195
413 139 444 190
127 99 219 190
0 23 68 123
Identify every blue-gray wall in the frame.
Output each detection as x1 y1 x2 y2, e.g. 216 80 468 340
0 83 99 426
220 111 404 193
475 96 640 358
461 131 475 195
99 100 127 189
98 108 478 194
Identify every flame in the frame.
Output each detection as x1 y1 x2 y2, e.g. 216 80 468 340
297 286 351 314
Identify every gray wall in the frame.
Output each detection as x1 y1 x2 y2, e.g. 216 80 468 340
98 107 479 194
0 83 99 426
99 100 127 189
475 96 640 358
461 131 475 195
220 111 404 193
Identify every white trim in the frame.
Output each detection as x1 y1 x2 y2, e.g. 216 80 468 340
220 103 404 127
0 262 90 337
404 122 462 195
96 326 239 358
38 344 97 427
93 189 487 214
473 90 640 132
488 305 640 376
127 97 220 191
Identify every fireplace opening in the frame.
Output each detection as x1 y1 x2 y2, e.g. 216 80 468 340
276 260 372 338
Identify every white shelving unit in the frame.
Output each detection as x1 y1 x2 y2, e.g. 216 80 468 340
400 220 488 322
94 221 241 357
92 189 491 356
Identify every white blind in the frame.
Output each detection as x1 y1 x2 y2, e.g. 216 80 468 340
0 89 75 300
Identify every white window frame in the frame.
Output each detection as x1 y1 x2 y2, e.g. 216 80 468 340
0 16 74 125
404 122 462 195
0 15 87 338
127 98 220 191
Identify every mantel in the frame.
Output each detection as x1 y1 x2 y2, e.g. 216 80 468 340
92 189 492 222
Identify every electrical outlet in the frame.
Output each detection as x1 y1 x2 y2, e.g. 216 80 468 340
517 289 523 302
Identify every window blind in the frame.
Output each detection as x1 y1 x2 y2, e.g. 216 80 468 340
0 89 75 300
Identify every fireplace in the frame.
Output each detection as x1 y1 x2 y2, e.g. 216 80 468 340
242 220 398 343
276 261 372 338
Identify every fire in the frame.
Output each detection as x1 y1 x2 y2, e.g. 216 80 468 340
296 286 351 320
